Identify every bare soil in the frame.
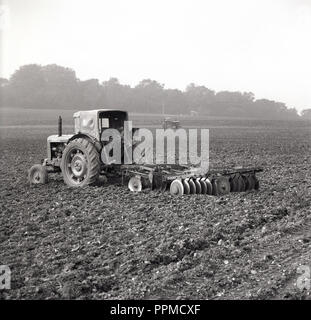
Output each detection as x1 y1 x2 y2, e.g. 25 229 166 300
0 119 310 299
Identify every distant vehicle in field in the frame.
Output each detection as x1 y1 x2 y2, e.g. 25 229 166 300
190 110 198 117
162 118 181 130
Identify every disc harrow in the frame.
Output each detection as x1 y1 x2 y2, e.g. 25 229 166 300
122 165 263 196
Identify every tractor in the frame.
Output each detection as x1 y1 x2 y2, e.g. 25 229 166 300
28 109 262 196
163 118 181 130
28 109 129 187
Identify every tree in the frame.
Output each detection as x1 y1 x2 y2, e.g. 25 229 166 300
0 78 8 87
100 77 132 110
79 79 101 107
0 63 301 120
41 64 81 108
5 64 81 108
133 79 165 113
8 64 44 107
0 78 9 107
301 109 311 120
163 88 187 115
185 84 215 115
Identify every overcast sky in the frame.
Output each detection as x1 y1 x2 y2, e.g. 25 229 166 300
1 0 311 111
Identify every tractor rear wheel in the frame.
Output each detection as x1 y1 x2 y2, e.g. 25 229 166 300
61 138 100 187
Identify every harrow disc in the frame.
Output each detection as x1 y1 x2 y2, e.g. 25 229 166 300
194 178 202 194
242 174 255 191
254 175 260 190
242 174 251 191
205 178 213 195
187 178 196 194
170 179 184 196
128 176 142 192
152 174 163 190
182 179 190 195
161 180 168 192
237 175 246 192
247 174 255 190
199 178 208 194
230 175 239 192
212 176 230 196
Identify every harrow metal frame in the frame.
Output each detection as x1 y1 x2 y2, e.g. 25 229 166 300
121 164 263 195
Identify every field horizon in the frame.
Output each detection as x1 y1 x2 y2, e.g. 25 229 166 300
1 107 310 128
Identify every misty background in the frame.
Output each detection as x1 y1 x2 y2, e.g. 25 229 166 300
1 63 310 120
1 0 311 120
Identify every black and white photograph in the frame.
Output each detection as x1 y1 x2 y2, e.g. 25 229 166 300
0 0 311 306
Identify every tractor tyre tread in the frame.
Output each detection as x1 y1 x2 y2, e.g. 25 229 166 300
61 138 100 187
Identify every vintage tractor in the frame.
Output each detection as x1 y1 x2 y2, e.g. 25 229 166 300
28 109 128 187
28 109 262 196
163 118 181 130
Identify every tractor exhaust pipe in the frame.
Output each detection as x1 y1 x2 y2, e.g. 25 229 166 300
58 116 62 137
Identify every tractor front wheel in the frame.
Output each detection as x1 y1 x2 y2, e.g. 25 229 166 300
28 164 48 184
61 138 100 187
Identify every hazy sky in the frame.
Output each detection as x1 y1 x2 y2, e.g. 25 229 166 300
1 0 311 111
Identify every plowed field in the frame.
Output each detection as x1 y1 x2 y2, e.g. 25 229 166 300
0 117 310 299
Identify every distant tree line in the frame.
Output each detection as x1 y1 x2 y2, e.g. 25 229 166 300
0 64 309 119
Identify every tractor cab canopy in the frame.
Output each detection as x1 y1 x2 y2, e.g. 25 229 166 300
73 109 128 141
